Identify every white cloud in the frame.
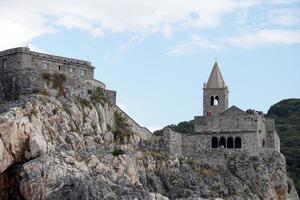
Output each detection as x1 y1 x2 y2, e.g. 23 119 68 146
167 34 222 55
225 29 300 47
0 0 299 51
268 9 300 26
0 0 264 50
267 0 300 4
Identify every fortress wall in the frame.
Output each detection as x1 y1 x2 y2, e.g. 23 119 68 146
181 134 208 157
265 118 280 151
31 55 94 80
0 47 94 80
105 90 117 105
194 115 258 133
257 116 267 148
116 106 152 140
163 128 182 156
0 68 115 105
0 51 23 73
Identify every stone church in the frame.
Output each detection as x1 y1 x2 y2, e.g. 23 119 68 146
161 63 280 158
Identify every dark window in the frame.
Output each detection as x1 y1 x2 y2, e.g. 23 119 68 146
2 58 7 69
227 137 234 148
58 65 62 71
210 96 214 106
262 139 265 148
211 137 218 148
235 137 242 149
219 137 226 148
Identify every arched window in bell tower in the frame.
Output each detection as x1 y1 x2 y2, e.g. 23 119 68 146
210 96 214 106
214 96 219 106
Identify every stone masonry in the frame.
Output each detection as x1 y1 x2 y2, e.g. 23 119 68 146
161 63 280 159
0 47 116 103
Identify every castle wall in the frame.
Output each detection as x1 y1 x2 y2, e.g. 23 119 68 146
116 106 152 140
265 118 280 151
194 115 258 133
257 116 267 148
0 47 94 80
163 128 182 157
0 68 108 102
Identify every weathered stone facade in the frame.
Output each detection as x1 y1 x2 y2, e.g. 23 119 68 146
161 63 280 158
0 47 116 104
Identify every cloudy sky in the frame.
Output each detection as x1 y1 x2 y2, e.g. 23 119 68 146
1 0 300 131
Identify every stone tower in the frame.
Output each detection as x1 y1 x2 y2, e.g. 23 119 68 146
203 62 229 116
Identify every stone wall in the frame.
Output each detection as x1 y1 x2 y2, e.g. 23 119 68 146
163 128 182 156
194 114 258 133
265 118 280 151
0 47 94 80
0 68 116 105
116 106 152 140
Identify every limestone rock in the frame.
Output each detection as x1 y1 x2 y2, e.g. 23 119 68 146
0 95 298 200
29 134 47 158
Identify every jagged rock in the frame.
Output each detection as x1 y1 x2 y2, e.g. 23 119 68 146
29 134 47 158
103 131 114 142
0 95 298 200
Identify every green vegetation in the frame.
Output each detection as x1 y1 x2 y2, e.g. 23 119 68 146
90 87 111 106
114 110 133 144
32 88 50 96
41 72 51 84
111 149 125 156
76 96 92 109
267 98 300 194
153 120 194 135
41 72 66 97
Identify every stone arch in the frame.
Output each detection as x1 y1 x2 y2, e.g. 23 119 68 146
210 96 214 106
214 96 219 106
235 137 242 149
219 137 226 148
211 137 218 148
227 137 234 148
262 139 265 148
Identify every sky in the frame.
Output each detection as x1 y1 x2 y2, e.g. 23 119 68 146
1 0 300 131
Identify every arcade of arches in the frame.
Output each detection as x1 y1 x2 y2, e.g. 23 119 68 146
211 136 242 149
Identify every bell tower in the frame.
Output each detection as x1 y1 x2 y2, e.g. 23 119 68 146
203 62 229 116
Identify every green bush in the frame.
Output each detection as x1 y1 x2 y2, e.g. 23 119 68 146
41 72 66 97
90 87 111 106
111 149 125 156
76 97 92 109
114 111 133 144
42 72 52 83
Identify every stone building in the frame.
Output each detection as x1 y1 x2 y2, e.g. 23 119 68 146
161 62 280 158
0 47 114 103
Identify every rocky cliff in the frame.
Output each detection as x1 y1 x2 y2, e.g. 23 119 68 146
0 94 298 200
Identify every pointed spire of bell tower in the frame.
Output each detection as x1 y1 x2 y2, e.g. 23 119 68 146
206 62 226 88
203 62 229 116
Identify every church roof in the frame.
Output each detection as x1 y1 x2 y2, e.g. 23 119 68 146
206 62 226 88
221 106 247 116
